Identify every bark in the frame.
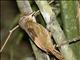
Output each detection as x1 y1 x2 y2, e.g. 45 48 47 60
60 1 80 60
35 1 77 60
17 0 50 60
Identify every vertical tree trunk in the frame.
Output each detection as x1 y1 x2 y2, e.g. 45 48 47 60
60 1 80 60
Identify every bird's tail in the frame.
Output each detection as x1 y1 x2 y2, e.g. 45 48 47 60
49 48 64 60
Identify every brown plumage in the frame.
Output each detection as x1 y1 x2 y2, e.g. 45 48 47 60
19 14 64 60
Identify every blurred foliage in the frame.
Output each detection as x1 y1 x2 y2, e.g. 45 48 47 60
60 1 80 60
1 0 80 60
1 1 35 60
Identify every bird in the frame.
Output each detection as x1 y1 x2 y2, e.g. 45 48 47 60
19 12 64 60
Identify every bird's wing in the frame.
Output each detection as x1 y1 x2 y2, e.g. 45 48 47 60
34 37 47 52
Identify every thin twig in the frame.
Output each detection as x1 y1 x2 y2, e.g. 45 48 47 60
0 25 19 53
31 0 54 17
56 36 80 47
33 10 40 17
49 0 54 5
